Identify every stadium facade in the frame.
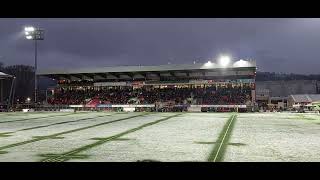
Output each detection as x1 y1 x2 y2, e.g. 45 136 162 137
37 60 257 112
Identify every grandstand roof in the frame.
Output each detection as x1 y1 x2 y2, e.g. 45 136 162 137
37 60 256 81
290 94 320 103
0 72 12 79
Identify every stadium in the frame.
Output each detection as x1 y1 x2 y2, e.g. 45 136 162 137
0 58 320 162
37 58 256 112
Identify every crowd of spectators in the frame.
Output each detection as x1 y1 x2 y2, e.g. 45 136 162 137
193 85 251 105
48 85 252 105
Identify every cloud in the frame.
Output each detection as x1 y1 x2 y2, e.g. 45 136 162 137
0 18 319 74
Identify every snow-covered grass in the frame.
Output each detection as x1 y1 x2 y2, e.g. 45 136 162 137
69 113 229 162
27 113 165 156
0 112 147 162
224 112 320 162
0 111 319 162
0 112 75 122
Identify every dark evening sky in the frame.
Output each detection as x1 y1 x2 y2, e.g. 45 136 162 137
0 18 319 74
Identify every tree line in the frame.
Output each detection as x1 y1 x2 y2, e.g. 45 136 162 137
0 62 35 103
256 72 320 81
0 62 56 104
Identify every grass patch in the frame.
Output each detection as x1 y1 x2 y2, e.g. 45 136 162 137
91 137 133 141
33 136 65 139
195 141 246 147
39 153 89 160
112 138 133 141
194 141 216 144
228 142 246 146
40 113 181 162
207 114 237 162
0 132 13 137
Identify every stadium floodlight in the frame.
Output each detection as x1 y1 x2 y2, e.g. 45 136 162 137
26 97 31 102
235 59 246 66
24 26 44 40
24 26 35 32
24 26 45 104
233 59 252 68
218 55 231 67
26 35 33 40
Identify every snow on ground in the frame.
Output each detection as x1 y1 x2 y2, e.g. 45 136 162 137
0 112 73 122
0 112 107 132
224 112 320 162
0 112 116 146
70 113 230 162
0 112 168 161
18 113 168 156
0 112 320 162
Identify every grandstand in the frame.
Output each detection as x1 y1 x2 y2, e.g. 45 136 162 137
37 59 257 112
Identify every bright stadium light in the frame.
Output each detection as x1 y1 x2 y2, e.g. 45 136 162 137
218 55 231 67
233 59 249 67
26 35 33 39
24 26 35 32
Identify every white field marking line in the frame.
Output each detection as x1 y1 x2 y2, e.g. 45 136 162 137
213 114 236 162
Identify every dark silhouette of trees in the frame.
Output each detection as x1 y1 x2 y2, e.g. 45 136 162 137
1 63 34 103
256 72 320 81
1 62 56 104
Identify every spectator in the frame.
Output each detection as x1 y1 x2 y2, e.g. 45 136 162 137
48 85 252 106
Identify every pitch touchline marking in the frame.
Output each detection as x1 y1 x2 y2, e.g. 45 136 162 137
40 113 181 162
0 113 149 152
213 114 236 162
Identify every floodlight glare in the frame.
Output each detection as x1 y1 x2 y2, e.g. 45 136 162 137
25 31 30 35
203 60 215 68
233 59 249 67
26 35 33 40
218 55 231 67
24 27 35 32
204 61 213 66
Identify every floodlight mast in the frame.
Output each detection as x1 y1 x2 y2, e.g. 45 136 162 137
24 26 44 105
